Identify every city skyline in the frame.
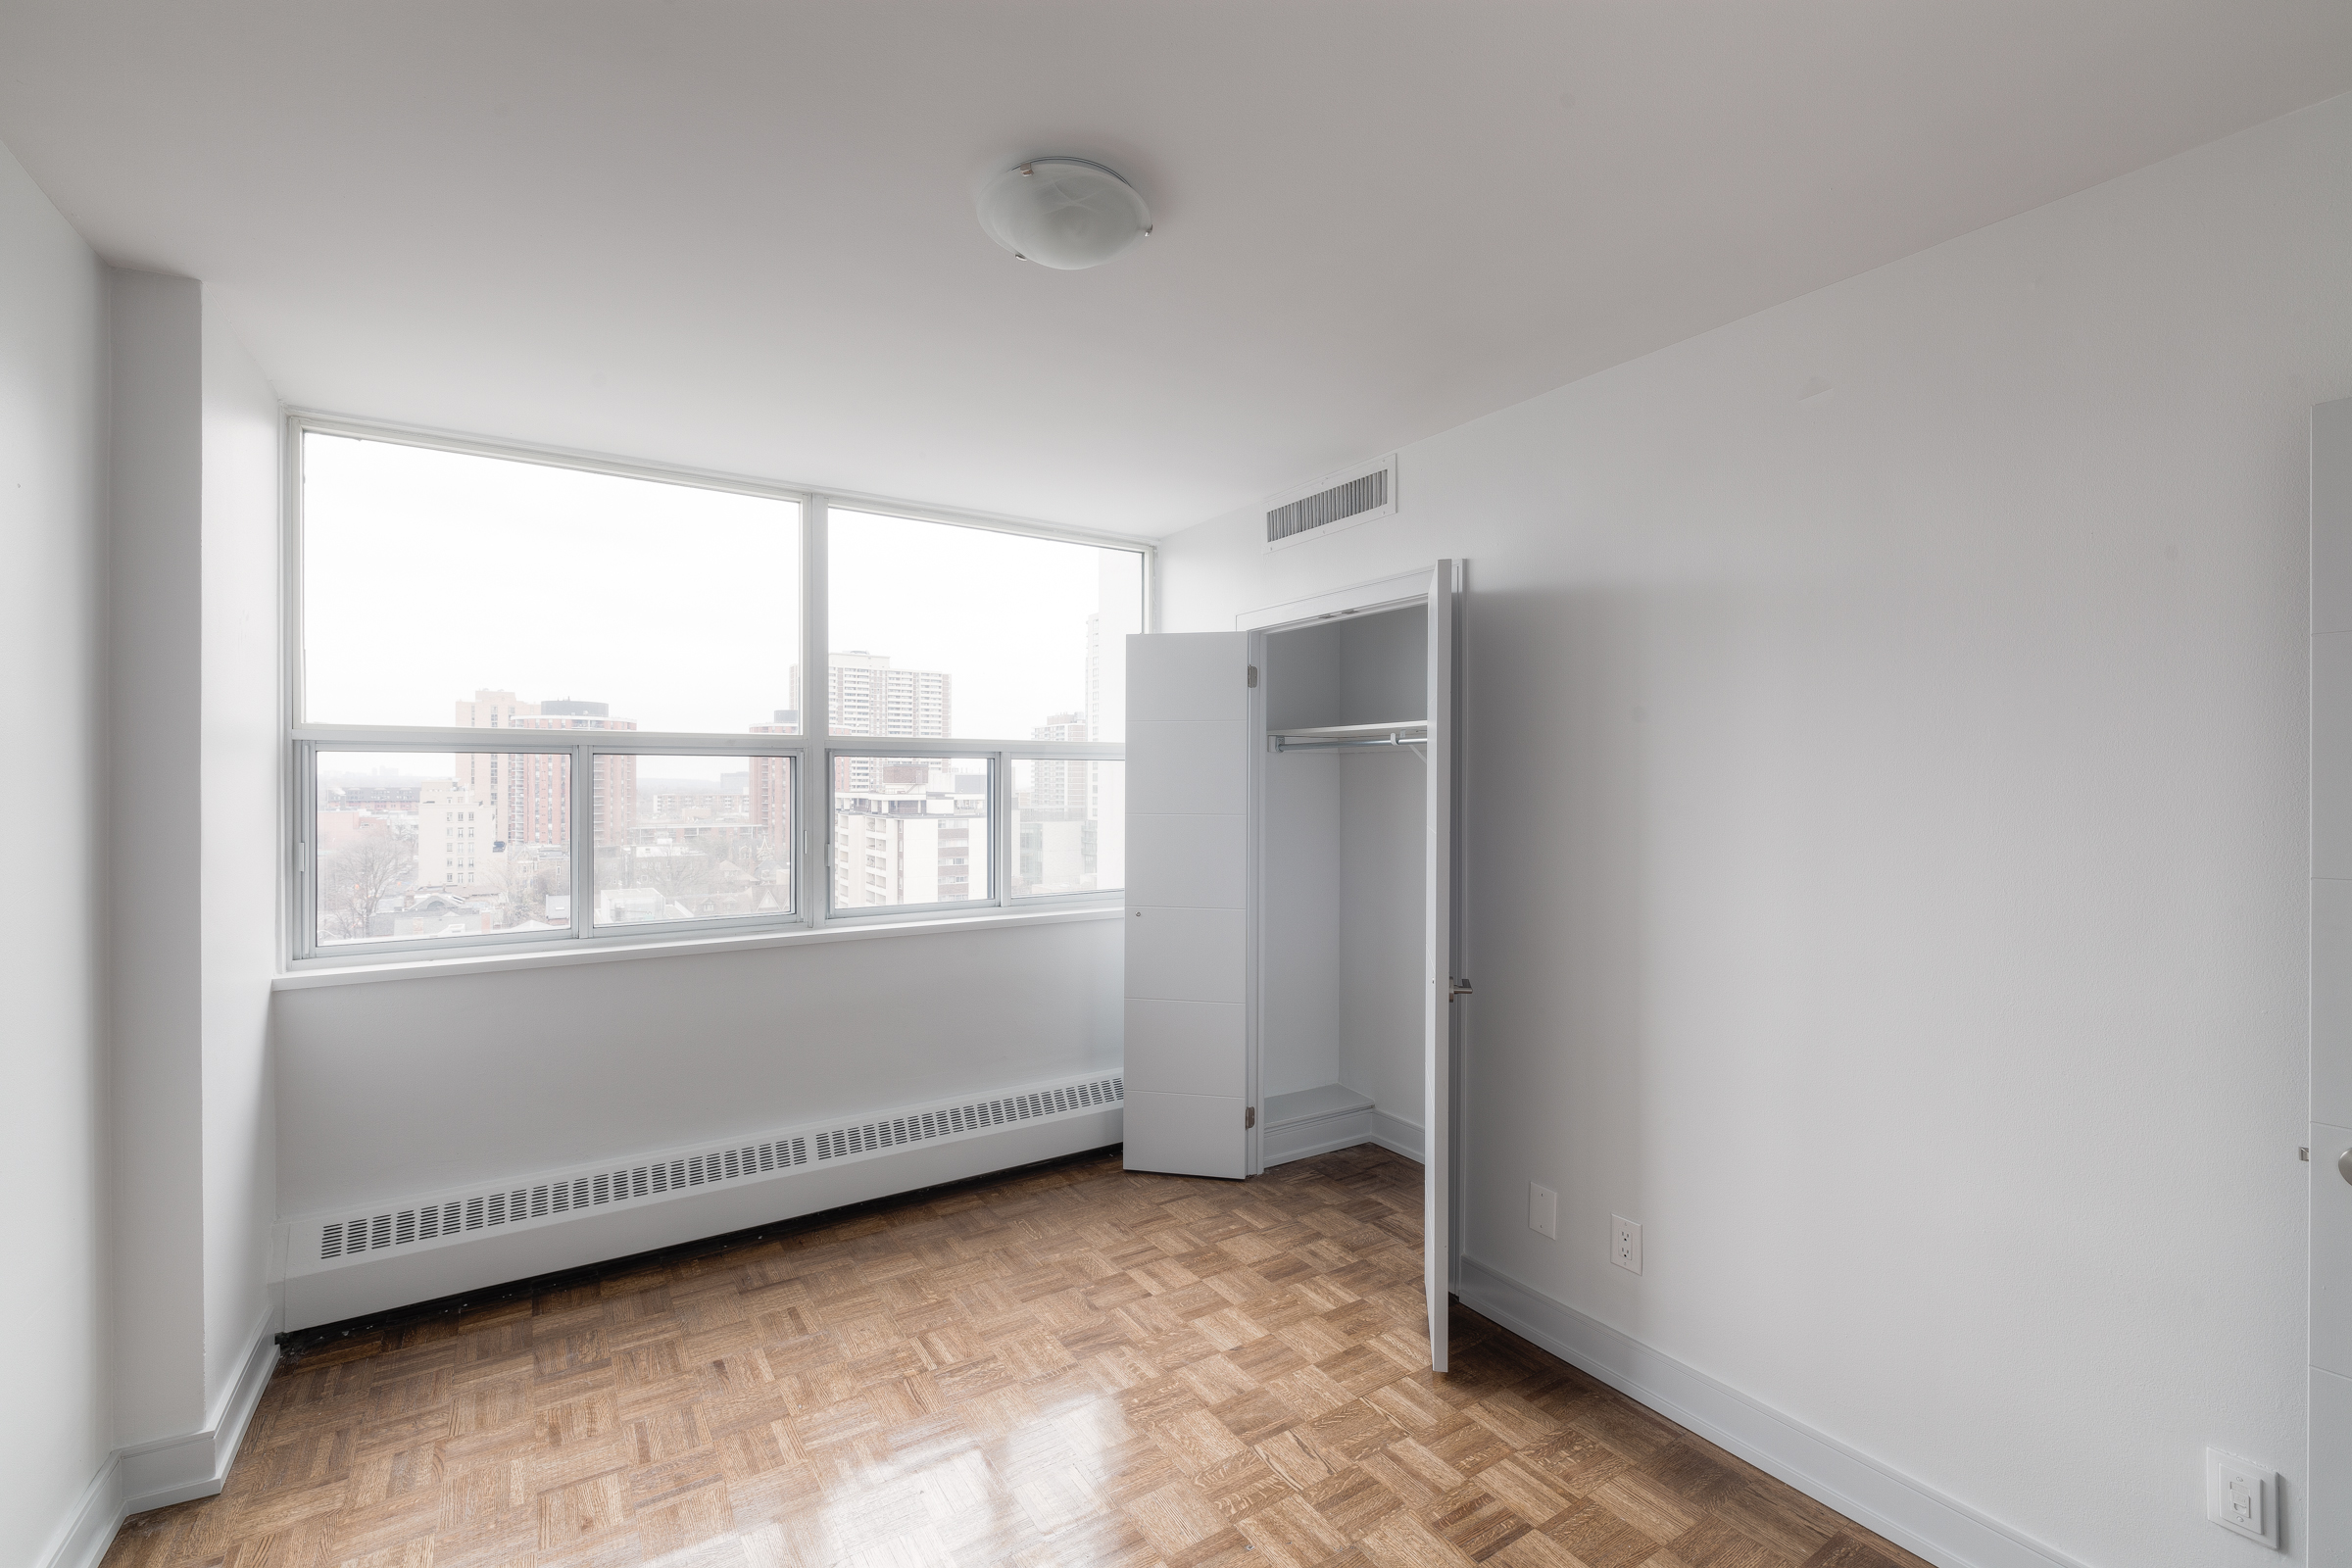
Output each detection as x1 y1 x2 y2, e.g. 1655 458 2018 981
315 634 1122 943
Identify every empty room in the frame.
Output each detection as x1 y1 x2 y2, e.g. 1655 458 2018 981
5 5 2352 1567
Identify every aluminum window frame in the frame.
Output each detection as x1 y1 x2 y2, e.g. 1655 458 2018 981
285 412 1145 969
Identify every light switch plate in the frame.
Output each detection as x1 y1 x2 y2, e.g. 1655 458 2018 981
2205 1447 2279 1548
1529 1184 1557 1240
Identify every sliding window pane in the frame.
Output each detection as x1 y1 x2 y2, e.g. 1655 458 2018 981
302 432 801 733
828 510 1143 740
1010 760 1123 898
592 755 795 926
314 750 570 947
832 757 990 911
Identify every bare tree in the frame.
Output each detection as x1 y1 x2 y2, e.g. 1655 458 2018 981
319 833 416 941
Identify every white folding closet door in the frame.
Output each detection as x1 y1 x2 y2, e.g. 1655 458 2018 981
1424 563 1458 1371
2314 398 2352 1559
1124 632 1250 1178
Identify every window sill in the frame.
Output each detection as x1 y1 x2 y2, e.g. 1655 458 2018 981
271 904 1123 992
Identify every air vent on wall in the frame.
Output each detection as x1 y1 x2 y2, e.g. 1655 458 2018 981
303 1072 1124 1268
1263 454 1397 551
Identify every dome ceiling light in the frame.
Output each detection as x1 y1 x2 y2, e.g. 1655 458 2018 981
975 158 1152 270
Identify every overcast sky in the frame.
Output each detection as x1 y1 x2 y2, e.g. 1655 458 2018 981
304 434 1141 744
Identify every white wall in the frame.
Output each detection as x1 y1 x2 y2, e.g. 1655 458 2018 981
108 269 282 1508
272 915 1122 1213
1261 624 1342 1098
107 270 209 1451
198 292 280 1416
1160 94 2352 1568
1337 750 1422 1127
0 136 110 1568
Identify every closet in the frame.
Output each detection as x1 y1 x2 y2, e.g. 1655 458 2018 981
1124 561 1463 1368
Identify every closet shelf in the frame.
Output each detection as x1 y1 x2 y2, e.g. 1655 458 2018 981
1268 720 1428 754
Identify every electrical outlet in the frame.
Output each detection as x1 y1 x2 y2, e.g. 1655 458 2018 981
1529 1184 1557 1240
1611 1215 1642 1275
2205 1448 2278 1548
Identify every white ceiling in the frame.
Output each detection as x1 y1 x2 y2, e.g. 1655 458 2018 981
3 3 2347 536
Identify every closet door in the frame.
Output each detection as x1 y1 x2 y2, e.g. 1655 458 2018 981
1124 632 1250 1178
1426 562 1459 1372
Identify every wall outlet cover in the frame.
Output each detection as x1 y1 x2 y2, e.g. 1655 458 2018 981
1611 1214 1642 1275
2205 1447 2279 1548
1529 1184 1557 1240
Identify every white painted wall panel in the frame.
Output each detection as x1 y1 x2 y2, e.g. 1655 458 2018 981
1125 632 1249 1177
1125 1001 1246 1098
2316 631 2352 881
1125 906 1247 1004
1127 813 1248 908
1127 720 1248 815
1130 632 1248 722
2319 879 2352 1131
0 132 110 1568
1121 1091 1245 1179
274 915 1125 1213
2314 1121 2352 1381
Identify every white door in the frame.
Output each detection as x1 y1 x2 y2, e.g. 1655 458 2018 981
2315 398 2352 1558
1124 631 1250 1178
1426 562 1459 1371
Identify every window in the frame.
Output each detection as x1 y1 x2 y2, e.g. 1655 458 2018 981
290 421 1143 961
1010 760 1124 898
831 757 991 912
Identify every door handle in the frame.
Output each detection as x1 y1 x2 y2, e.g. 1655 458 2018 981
2340 1149 2352 1188
1448 978 1473 1000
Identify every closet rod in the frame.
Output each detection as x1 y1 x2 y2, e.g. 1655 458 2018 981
1269 731 1426 754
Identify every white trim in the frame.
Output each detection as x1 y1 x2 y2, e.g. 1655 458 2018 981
1369 1108 1422 1161
41 1315 283 1568
1455 1256 2090 1568
1258 1088 1424 1167
272 902 1121 989
1234 568 1432 632
117 1313 280 1514
35 1456 122 1568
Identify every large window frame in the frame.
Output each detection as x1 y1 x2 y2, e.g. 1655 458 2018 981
286 414 1145 967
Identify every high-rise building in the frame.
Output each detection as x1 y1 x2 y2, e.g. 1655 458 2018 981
416 778 494 889
1029 712 1087 810
797 654 952 793
512 700 639 848
832 771 985 908
748 709 795 858
799 652 952 738
454 689 639 851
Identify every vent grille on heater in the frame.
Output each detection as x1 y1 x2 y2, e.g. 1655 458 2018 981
1268 467 1388 544
316 1073 1123 1263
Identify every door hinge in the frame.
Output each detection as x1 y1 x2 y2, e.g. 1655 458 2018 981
1245 1105 1257 1129
1247 664 1258 688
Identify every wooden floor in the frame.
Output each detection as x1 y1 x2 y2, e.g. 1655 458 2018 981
103 1146 1931 1568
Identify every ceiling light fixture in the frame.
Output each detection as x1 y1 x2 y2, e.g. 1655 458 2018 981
976 159 1152 270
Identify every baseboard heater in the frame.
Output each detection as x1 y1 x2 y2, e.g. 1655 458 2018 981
280 1070 1122 1326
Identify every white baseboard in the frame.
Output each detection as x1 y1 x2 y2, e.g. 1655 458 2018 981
36 1454 122 1568
284 1106 1122 1330
40 1312 281 1568
1456 1257 2088 1568
1260 1086 1423 1168
1369 1108 1422 1161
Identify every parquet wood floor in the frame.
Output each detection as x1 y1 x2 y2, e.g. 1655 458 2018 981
100 1146 1933 1568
